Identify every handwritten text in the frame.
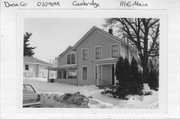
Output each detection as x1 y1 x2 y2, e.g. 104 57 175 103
120 1 148 7
37 2 61 7
72 0 100 8
4 1 28 8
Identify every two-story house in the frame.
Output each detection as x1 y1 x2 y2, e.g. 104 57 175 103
53 26 139 86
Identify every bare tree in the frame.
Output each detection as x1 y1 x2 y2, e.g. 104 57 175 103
104 18 159 81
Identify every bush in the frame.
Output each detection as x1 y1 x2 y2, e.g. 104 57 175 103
103 57 143 99
60 92 88 106
130 57 143 95
114 57 128 99
148 69 159 91
101 85 128 100
147 59 159 91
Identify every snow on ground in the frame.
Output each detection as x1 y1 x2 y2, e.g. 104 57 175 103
23 79 158 108
24 77 48 82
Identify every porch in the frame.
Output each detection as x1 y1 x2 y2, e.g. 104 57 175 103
47 64 78 85
93 58 118 86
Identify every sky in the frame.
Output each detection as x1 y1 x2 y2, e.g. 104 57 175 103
24 18 105 63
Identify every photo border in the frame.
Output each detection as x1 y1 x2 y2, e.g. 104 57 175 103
16 10 168 117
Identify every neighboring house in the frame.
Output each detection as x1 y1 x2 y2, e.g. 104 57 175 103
24 56 56 81
52 26 139 86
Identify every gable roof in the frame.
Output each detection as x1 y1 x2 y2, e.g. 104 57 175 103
57 46 75 60
73 26 135 50
24 56 52 66
58 26 138 60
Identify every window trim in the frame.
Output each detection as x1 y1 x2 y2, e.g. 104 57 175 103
68 68 77 79
71 53 76 64
110 43 119 58
67 53 76 64
94 45 102 60
82 48 89 60
82 65 88 80
67 54 71 64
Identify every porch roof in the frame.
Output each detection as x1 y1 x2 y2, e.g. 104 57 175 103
93 58 118 64
48 64 77 70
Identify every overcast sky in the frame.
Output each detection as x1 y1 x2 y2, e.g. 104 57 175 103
24 18 105 63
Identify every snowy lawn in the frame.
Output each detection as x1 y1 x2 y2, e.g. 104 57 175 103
23 79 158 108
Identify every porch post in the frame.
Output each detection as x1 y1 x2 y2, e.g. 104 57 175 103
114 63 116 85
47 68 50 82
97 65 99 85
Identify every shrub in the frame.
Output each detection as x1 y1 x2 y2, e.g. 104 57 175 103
130 57 143 95
114 57 128 99
60 92 89 106
148 69 159 91
103 56 144 99
147 59 159 91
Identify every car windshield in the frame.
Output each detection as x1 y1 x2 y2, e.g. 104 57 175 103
23 84 35 94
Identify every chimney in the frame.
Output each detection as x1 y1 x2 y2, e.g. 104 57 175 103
108 28 113 35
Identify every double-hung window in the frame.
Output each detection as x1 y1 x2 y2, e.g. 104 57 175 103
58 70 66 79
82 67 88 80
71 54 75 64
67 55 70 64
67 54 75 64
111 44 118 58
95 47 101 59
82 49 88 60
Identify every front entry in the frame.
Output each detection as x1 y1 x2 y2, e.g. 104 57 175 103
95 64 115 85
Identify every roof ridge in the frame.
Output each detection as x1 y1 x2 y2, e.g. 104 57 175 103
73 26 98 49
24 56 52 66
58 45 73 59
58 26 138 59
93 26 130 46
93 26 137 49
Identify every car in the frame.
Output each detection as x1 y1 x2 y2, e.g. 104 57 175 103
23 84 41 107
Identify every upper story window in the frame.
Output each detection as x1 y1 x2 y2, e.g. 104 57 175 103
67 54 75 64
71 54 75 64
82 49 88 60
111 44 118 58
67 55 70 64
95 46 101 59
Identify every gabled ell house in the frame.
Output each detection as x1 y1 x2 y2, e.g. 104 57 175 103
53 26 139 85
